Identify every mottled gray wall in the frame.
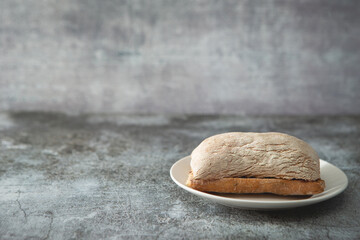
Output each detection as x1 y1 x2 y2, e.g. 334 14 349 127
1 0 359 114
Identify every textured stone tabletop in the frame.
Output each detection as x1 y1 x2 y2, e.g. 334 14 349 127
0 112 359 239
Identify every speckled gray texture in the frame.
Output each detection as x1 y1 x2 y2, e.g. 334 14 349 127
1 0 360 115
0 112 359 239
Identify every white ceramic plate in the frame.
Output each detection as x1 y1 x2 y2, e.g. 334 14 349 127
170 156 348 210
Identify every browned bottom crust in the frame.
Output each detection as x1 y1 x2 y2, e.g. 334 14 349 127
186 172 325 196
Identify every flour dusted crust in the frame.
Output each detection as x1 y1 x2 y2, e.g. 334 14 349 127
191 132 320 181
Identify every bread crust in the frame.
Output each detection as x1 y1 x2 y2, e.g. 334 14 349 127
186 172 325 196
191 132 320 181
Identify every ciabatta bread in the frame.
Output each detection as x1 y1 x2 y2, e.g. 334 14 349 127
187 132 325 195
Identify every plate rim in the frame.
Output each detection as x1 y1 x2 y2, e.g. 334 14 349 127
170 156 348 207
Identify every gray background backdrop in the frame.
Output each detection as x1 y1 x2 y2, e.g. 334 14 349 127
1 0 359 115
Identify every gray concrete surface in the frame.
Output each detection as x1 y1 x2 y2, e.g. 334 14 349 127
1 0 360 115
0 112 359 239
